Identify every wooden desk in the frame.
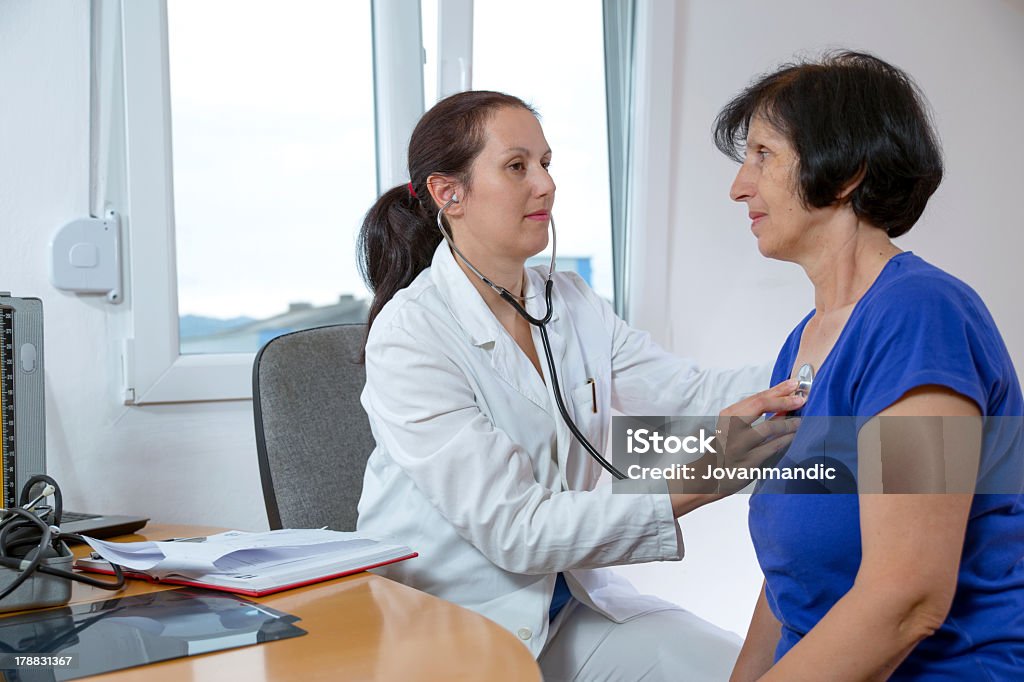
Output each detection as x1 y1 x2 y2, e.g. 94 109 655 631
10 524 540 681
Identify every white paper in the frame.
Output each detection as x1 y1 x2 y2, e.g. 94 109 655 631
82 529 401 579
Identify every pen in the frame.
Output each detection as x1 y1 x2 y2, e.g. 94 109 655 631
588 378 597 414
162 536 208 543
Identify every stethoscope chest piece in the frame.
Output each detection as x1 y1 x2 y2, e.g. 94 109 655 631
795 363 814 399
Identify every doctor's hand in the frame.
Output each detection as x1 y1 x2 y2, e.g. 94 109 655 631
670 379 804 516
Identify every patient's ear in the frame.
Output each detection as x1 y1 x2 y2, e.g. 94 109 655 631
837 165 867 202
427 175 463 215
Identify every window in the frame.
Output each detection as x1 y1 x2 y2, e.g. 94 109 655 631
117 0 643 403
119 0 421 403
166 1 376 355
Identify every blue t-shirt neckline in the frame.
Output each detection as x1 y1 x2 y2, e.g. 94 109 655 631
782 249 913 409
782 250 915 418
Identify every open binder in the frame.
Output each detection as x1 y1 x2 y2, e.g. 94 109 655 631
73 529 417 597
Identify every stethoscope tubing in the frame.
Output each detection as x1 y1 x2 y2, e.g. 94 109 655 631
436 197 628 480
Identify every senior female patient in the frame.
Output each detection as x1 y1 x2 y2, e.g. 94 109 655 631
715 52 1024 680
354 90 802 681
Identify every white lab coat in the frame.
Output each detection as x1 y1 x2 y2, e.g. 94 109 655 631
357 242 768 658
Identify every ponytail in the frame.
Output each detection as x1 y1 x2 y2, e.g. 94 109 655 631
357 184 440 334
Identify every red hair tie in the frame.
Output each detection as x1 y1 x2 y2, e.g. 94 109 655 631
407 182 418 199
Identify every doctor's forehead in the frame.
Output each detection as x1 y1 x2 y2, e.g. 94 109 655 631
481 107 551 156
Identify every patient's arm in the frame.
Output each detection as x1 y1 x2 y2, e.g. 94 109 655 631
760 386 979 681
730 581 781 682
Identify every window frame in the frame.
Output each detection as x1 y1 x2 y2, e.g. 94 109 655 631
602 0 678 329
118 0 425 404
621 0 679 337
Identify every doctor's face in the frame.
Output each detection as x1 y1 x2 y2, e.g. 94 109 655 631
455 106 556 264
729 116 828 262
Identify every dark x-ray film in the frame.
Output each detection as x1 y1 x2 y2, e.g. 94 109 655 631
0 588 306 681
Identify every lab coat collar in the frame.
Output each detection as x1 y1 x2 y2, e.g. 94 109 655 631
430 242 500 346
430 242 564 414
429 242 559 347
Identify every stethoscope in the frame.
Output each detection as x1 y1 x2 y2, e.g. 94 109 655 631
795 364 814 399
437 195 628 479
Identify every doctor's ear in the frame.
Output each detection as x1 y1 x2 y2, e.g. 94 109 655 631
426 175 464 214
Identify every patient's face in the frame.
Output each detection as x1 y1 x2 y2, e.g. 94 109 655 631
728 116 830 262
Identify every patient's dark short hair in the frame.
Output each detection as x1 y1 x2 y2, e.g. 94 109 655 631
713 51 943 237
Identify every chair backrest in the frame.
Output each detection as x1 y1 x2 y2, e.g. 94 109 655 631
252 324 373 531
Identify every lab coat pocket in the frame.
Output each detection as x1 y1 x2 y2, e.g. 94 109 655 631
570 380 603 444
567 380 607 488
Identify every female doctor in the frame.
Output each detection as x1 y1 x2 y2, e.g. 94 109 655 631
355 90 804 681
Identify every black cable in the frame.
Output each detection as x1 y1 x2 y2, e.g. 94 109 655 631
48 532 126 590
0 478 125 603
0 507 53 600
0 554 125 589
20 473 63 524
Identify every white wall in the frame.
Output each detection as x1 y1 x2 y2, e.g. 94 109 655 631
2 0 1022 640
1 1 265 530
619 0 1024 637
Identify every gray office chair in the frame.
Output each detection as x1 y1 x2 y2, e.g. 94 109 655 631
253 324 373 531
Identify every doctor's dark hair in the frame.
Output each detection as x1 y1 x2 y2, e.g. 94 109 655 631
357 91 537 339
713 51 943 237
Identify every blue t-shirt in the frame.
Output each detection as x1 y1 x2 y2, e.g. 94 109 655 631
749 252 1024 679
549 572 571 621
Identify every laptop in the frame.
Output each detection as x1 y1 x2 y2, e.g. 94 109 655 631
57 510 149 541
1 294 149 542
11 504 151 541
